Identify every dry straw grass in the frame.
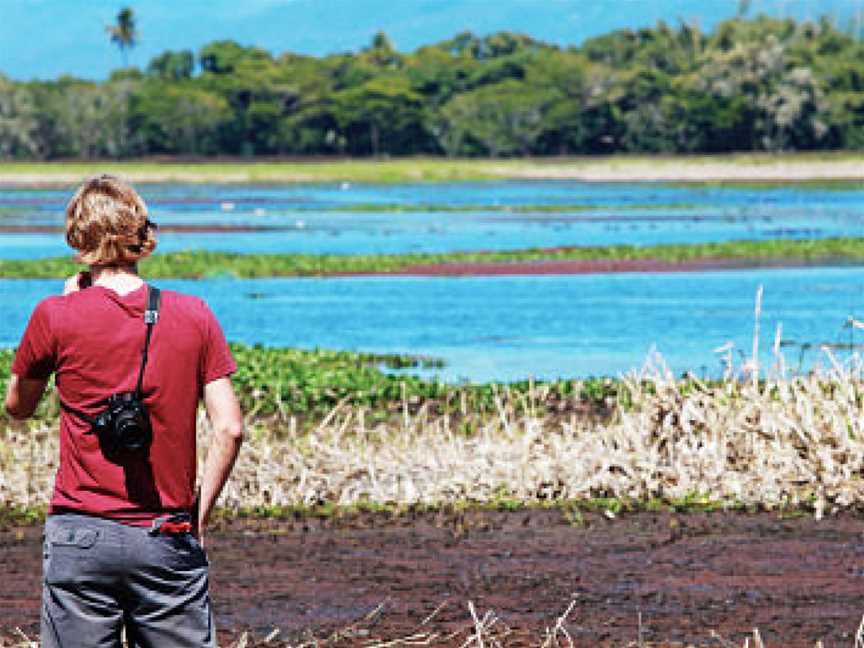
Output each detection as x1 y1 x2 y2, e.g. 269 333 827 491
221 348 864 515
4 344 864 516
5 287 864 515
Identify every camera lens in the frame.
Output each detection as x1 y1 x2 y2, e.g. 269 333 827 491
117 412 144 449
91 392 152 456
117 417 140 436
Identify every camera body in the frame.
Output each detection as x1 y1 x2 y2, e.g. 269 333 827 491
91 392 152 456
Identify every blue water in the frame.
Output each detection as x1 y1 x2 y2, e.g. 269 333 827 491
4 181 864 380
3 267 864 381
2 181 864 259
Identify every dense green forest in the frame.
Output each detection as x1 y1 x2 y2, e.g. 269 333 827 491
3 15 864 158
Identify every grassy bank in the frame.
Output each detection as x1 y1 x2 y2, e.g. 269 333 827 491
3 237 864 279
0 158 507 184
5 152 864 185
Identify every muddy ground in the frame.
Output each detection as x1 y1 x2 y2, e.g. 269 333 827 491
2 509 864 647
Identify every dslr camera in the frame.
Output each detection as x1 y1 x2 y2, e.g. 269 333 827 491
91 392 152 455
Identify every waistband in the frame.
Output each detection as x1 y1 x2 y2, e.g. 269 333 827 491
49 507 192 530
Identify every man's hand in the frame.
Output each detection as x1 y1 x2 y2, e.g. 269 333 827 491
63 271 92 296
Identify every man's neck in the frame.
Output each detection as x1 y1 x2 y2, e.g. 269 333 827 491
89 264 144 295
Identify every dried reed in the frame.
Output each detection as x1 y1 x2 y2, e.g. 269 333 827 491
4 345 864 517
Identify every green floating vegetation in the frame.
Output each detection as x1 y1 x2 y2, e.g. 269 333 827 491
0 344 618 427
230 344 453 421
670 179 864 190
4 237 864 279
234 345 621 426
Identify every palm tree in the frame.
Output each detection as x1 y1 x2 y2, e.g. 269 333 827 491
107 8 136 68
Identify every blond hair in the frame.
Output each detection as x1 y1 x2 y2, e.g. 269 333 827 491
65 175 157 266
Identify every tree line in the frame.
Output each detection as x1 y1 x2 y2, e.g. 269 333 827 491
2 15 864 159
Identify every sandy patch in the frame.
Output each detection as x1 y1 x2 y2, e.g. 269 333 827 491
495 159 864 182
3 157 864 186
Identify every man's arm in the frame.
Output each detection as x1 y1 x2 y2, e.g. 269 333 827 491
4 374 49 420
197 376 244 545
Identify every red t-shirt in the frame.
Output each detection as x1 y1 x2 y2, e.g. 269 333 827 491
12 283 236 526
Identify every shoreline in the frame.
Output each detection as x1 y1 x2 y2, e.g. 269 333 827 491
365 256 839 276
5 239 864 279
2 255 858 279
3 154 864 186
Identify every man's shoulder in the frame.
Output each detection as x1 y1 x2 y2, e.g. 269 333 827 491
33 294 65 317
160 288 206 310
159 289 216 322
39 294 65 307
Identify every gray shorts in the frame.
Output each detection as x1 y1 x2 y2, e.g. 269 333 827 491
41 512 215 648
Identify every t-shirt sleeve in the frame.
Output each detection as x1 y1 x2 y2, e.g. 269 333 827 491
11 300 57 380
199 302 237 385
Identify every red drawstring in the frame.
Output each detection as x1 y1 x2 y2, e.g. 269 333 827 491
156 520 192 535
149 514 193 536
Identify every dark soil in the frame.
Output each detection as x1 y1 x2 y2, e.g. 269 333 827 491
2 509 864 647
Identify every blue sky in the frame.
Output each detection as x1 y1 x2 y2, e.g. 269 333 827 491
2 0 862 80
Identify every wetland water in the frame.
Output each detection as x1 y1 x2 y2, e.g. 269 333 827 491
2 181 864 258
3 267 864 381
2 181 864 380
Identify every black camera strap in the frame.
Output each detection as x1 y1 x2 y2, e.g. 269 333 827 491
60 285 161 425
135 286 161 399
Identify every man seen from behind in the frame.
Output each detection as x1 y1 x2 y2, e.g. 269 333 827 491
4 174 244 647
